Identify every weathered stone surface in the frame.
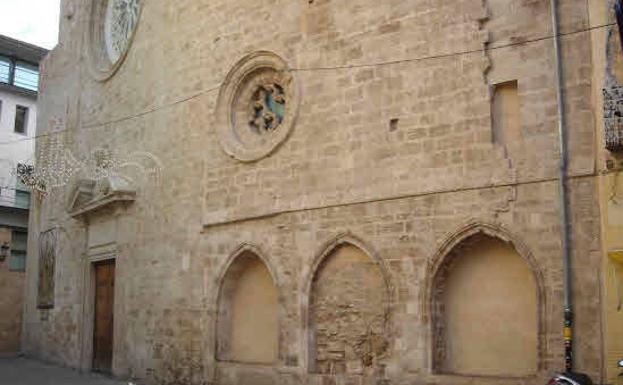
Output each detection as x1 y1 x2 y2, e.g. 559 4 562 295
0 228 24 355
310 244 388 376
432 235 539 377
0 357 127 385
216 251 279 364
21 0 609 384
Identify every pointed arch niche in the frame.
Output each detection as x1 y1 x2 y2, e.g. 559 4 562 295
307 236 391 375
429 224 544 377
216 248 279 364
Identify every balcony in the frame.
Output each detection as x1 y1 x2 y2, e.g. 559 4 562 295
0 56 39 93
604 86 623 152
0 188 30 210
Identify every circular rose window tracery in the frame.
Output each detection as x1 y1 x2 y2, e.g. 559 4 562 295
87 0 142 81
216 52 299 162
104 0 140 64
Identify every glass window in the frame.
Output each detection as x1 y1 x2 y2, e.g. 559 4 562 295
14 105 28 134
9 231 27 272
15 190 30 209
11 231 27 252
9 251 26 271
14 61 39 91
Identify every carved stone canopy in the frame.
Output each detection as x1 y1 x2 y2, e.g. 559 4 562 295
67 174 136 219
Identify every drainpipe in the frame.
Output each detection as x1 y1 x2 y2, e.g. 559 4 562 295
550 0 575 373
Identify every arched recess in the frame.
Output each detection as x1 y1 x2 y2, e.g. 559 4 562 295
305 233 392 375
215 245 280 364
425 222 545 377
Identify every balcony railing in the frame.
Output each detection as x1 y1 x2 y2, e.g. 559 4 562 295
604 86 623 152
0 57 39 92
0 189 31 210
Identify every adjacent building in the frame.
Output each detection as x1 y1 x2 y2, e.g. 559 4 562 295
0 35 46 355
593 1 623 383
19 1 623 384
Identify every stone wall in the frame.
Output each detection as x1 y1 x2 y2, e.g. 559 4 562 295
216 250 279 364
432 235 539 377
21 0 605 384
309 244 389 376
0 227 25 355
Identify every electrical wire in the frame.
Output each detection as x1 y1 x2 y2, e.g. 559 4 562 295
289 22 615 71
0 21 615 147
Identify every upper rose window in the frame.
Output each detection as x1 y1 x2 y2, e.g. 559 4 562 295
104 0 140 64
88 0 142 81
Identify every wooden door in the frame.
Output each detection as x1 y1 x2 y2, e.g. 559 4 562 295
93 260 115 373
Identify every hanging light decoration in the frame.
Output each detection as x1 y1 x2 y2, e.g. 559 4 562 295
14 131 82 196
14 131 162 199
85 147 123 181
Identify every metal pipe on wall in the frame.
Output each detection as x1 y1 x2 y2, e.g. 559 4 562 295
549 0 575 373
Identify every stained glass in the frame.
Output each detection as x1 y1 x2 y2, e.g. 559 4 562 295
249 84 286 133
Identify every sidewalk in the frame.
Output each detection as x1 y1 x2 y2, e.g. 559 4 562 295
0 357 128 385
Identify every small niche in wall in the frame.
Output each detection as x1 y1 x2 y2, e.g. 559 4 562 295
491 80 522 146
389 118 399 132
216 251 279 364
433 235 538 376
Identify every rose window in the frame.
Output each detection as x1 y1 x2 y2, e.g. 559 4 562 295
216 52 299 162
88 0 142 80
105 0 140 64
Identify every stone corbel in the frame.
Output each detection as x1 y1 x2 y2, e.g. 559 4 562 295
67 175 136 220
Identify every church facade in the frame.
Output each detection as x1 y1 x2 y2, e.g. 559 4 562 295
21 0 623 384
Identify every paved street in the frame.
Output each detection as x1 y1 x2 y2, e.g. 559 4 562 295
0 357 128 385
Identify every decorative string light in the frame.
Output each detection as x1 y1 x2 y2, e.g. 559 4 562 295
13 130 162 198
